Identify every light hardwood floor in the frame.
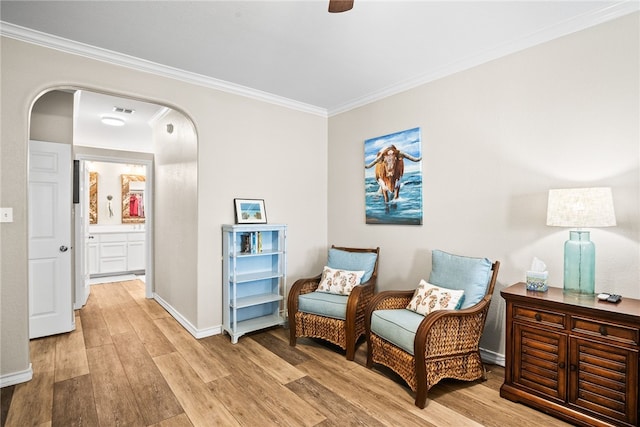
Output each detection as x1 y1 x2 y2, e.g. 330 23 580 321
1 280 572 427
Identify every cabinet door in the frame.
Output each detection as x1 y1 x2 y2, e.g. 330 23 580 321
88 243 99 275
127 241 145 271
569 337 638 426
513 323 568 403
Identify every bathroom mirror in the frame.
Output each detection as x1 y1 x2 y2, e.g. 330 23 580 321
121 174 146 223
89 171 98 224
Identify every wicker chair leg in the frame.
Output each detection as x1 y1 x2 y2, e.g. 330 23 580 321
415 386 427 409
346 346 355 361
366 349 373 368
289 323 297 347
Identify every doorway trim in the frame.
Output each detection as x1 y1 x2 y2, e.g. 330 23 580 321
75 154 154 300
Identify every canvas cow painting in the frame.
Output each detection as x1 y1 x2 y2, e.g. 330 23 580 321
364 127 423 225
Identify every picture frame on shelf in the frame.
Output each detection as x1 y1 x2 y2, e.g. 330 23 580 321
234 198 267 224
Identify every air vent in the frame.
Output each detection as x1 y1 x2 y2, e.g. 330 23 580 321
113 106 135 114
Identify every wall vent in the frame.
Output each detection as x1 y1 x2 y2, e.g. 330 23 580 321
113 107 135 114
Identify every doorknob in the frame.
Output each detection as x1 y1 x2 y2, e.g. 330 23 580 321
59 245 69 252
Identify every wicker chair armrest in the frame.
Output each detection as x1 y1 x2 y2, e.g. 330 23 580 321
414 296 492 358
287 274 322 317
347 279 376 318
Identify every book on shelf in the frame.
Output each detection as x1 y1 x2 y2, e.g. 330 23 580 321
240 231 263 254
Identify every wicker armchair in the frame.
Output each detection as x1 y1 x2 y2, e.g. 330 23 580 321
365 250 499 408
288 246 379 360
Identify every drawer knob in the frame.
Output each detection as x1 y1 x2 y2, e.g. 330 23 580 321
599 325 608 336
535 313 542 321
558 362 565 369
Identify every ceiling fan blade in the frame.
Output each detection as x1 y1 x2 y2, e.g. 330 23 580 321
328 0 354 13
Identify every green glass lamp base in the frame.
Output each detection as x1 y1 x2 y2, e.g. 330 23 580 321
563 230 595 295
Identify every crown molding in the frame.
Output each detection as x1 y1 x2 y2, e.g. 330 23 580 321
327 2 640 116
2 2 637 119
0 21 328 118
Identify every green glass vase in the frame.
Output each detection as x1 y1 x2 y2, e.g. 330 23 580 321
563 230 595 294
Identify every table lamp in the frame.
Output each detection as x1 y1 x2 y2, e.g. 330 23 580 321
546 187 616 294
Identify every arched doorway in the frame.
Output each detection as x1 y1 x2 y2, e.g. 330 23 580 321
29 87 198 337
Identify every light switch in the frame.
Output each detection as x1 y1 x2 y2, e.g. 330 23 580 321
0 208 14 223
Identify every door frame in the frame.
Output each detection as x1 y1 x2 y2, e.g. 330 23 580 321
74 154 154 299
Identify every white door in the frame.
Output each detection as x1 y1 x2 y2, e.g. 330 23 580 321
28 140 75 339
74 160 90 308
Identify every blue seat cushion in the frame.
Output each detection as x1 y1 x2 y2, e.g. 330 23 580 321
328 248 377 283
428 250 493 309
298 291 348 320
370 309 425 355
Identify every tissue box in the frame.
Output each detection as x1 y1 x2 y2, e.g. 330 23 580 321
526 271 548 292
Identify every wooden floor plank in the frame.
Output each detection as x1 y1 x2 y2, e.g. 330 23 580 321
138 296 171 320
121 279 147 301
433 380 573 427
154 317 230 383
343 360 484 427
112 331 184 425
208 374 296 426
0 386 14 427
296 358 434 427
200 334 326 426
29 335 57 374
123 299 177 358
285 375 385 426
86 344 146 426
4 371 54 427
52 374 99 427
236 335 306 384
54 314 89 382
249 327 310 366
148 413 194 427
91 282 131 308
79 292 113 348
154 352 240 426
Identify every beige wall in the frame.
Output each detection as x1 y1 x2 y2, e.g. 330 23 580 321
0 37 328 379
328 13 639 359
30 90 74 144
152 109 198 323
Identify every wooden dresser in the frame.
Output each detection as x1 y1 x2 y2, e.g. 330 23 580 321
500 283 639 427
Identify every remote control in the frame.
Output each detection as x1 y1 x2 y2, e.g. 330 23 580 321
606 294 622 303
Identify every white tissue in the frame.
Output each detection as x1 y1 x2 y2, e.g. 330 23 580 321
530 257 547 273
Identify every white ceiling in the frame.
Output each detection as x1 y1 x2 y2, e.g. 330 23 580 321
2 1 638 122
73 90 167 153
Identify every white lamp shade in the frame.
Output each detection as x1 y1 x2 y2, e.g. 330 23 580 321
546 187 616 228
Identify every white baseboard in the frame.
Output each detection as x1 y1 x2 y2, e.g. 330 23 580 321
153 293 222 339
480 347 505 367
0 363 33 388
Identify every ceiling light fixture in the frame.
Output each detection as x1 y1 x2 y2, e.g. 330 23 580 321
101 116 125 126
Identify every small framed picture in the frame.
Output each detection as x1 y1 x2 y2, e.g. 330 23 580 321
234 198 267 224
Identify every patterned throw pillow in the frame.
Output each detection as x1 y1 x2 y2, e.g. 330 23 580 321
406 280 465 316
316 266 365 295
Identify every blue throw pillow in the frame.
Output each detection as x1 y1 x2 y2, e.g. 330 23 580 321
428 250 492 309
327 248 377 283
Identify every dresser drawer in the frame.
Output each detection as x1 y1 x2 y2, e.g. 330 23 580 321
571 316 639 346
513 305 566 329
